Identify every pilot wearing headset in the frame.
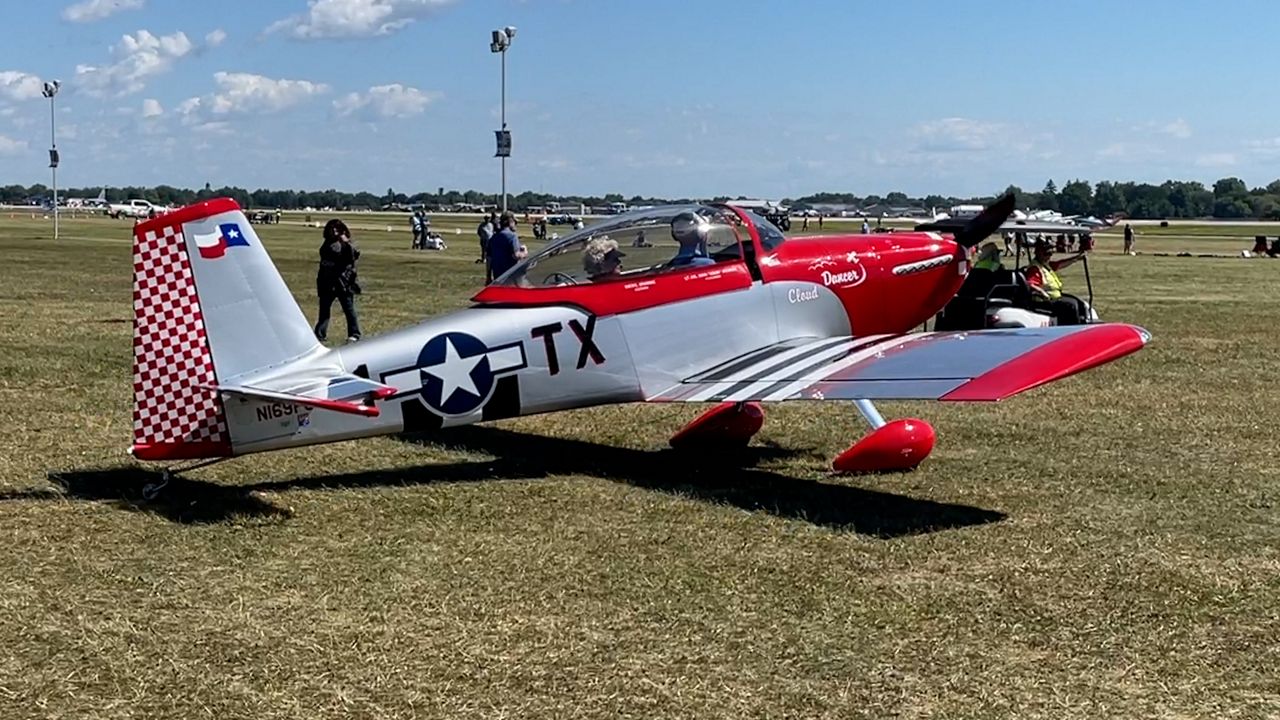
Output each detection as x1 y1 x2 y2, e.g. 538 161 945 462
669 210 716 268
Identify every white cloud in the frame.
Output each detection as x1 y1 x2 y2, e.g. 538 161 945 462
1097 142 1131 159
0 71 44 101
1092 141 1172 165
863 117 1059 179
0 134 28 155
266 0 457 39
621 153 688 169
333 83 439 118
62 0 144 23
1161 118 1192 139
141 98 162 117
1131 118 1192 139
1244 138 1280 160
178 72 330 123
1195 152 1237 168
74 30 195 97
205 29 227 47
901 117 1052 162
192 121 231 135
909 117 1008 152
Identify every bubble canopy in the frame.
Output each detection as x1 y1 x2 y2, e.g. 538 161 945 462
491 203 784 288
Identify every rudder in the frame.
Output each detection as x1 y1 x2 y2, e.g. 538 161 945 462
129 198 321 460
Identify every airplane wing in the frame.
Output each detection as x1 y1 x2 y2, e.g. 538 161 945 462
917 218 1101 235
646 324 1148 404
998 220 1100 234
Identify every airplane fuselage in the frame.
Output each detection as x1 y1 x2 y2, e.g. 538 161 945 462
221 230 969 457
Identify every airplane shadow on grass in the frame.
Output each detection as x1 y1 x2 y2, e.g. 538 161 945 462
17 427 1005 538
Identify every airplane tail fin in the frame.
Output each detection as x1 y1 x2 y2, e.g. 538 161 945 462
129 198 322 460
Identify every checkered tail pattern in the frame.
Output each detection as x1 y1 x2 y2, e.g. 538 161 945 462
131 222 232 458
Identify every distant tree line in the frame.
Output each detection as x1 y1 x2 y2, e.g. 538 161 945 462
6 177 1280 219
786 178 1280 220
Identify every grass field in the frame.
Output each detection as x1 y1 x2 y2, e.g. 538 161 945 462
1 211 1277 719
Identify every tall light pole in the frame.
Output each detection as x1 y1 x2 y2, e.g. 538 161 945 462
42 80 61 239
490 26 515 213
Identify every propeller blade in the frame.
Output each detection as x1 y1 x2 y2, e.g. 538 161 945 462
953 192 1015 248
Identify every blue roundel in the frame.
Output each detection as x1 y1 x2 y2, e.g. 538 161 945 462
416 332 495 416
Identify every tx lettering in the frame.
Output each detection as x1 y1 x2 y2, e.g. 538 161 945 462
530 322 563 375
530 316 606 375
569 316 605 369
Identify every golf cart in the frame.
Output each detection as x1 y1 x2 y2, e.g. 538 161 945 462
926 222 1099 331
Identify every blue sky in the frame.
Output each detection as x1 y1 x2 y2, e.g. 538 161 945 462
2 0 1279 200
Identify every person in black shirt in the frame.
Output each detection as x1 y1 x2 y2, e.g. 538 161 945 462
314 218 362 343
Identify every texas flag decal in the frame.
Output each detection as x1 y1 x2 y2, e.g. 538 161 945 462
192 222 250 259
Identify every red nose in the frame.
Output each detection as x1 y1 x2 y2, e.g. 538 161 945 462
758 231 968 335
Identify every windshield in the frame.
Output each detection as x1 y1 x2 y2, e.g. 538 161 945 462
493 203 748 287
739 208 787 250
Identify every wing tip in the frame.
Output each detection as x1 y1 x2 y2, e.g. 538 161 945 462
940 322 1149 402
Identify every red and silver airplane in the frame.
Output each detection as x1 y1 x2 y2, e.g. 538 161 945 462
127 194 1148 480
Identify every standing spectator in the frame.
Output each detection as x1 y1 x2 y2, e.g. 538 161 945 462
477 211 496 280
1123 223 1136 254
486 211 525 282
313 219 362 343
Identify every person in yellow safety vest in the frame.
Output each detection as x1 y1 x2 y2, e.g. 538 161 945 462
1025 237 1089 324
972 242 1003 271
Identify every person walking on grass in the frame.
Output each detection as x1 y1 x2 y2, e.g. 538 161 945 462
314 218 362 344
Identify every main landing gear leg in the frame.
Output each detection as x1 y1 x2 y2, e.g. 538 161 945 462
142 457 228 500
831 399 935 473
669 401 765 449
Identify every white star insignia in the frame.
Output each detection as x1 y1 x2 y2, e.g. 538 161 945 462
420 337 483 405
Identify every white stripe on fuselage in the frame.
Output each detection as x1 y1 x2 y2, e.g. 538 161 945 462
486 344 525 374
383 366 424 396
